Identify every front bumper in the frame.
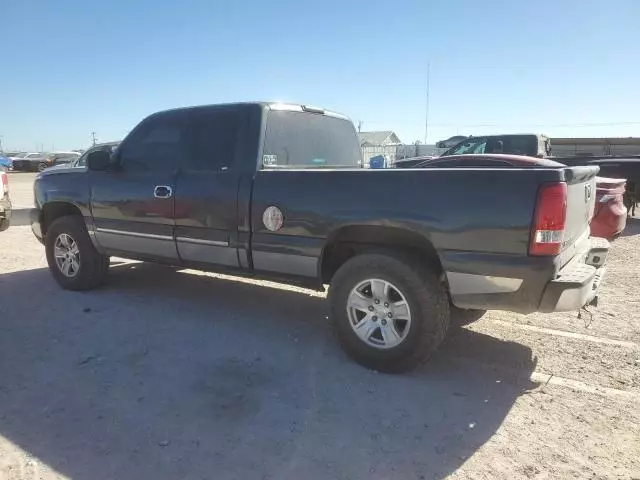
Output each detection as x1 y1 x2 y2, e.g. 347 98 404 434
31 208 44 244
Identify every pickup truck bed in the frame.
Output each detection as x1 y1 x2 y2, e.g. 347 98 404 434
30 102 609 372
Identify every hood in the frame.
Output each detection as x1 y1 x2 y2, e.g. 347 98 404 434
36 164 80 178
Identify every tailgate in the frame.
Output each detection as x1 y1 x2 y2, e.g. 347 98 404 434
561 166 598 254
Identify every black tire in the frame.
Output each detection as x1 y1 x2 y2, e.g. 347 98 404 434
37 162 48 172
0 217 9 232
45 215 109 290
450 306 486 326
329 252 450 373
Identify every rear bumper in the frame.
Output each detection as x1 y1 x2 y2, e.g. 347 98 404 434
538 237 608 312
444 237 610 314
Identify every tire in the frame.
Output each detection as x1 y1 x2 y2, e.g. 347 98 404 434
329 252 450 373
450 306 486 326
0 217 9 232
37 162 48 172
45 215 109 290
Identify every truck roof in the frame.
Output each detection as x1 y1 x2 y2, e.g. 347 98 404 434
153 102 351 122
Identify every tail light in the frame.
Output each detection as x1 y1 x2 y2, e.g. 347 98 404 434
530 182 567 256
1 172 8 195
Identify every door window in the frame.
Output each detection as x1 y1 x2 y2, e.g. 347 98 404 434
118 113 186 172
185 109 240 171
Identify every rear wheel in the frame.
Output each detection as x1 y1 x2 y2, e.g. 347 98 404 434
329 253 450 373
45 215 109 290
37 162 48 172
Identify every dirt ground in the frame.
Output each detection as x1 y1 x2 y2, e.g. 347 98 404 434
0 173 639 480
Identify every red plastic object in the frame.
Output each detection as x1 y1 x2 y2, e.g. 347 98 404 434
590 176 627 240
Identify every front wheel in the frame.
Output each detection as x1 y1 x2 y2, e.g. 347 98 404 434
37 162 49 172
45 215 109 290
329 253 450 373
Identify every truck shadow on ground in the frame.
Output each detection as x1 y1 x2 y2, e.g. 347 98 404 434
0 263 537 480
7 208 31 227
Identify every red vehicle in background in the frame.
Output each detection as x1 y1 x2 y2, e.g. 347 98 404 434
591 177 627 239
396 154 627 240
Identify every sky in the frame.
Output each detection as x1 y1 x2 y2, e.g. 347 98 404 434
2 0 639 151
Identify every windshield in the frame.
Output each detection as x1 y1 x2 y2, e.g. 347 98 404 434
443 137 488 155
262 110 362 168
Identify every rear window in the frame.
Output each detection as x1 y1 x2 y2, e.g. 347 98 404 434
262 111 362 168
499 136 538 156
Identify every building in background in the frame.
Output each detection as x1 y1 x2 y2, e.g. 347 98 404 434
358 131 402 147
359 131 439 165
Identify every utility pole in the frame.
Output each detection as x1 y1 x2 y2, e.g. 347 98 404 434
0 135 3 153
91 132 97 146
424 61 430 144
357 121 363 133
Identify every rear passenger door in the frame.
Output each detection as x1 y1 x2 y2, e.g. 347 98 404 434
173 107 248 268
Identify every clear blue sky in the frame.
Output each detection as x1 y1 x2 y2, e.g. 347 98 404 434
2 0 639 151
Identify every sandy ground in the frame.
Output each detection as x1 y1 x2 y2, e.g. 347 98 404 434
0 173 639 480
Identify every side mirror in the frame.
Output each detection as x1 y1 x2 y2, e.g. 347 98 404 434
87 150 112 171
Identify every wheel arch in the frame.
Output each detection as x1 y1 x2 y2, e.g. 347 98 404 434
41 201 84 239
320 224 443 284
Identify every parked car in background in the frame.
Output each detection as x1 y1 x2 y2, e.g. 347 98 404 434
0 154 12 171
393 156 434 168
396 154 627 240
11 152 48 171
435 135 470 149
440 134 551 158
31 102 607 372
12 151 81 171
42 151 81 170
0 170 11 231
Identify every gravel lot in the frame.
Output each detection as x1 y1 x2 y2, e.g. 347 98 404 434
1 173 639 480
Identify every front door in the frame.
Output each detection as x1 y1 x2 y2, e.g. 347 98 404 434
90 111 187 261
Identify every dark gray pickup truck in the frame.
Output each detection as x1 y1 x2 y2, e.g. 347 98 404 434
31 102 609 372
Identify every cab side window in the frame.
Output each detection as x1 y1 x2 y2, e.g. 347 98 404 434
118 114 186 172
185 109 240 171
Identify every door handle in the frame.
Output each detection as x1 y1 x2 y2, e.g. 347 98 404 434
154 185 173 199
